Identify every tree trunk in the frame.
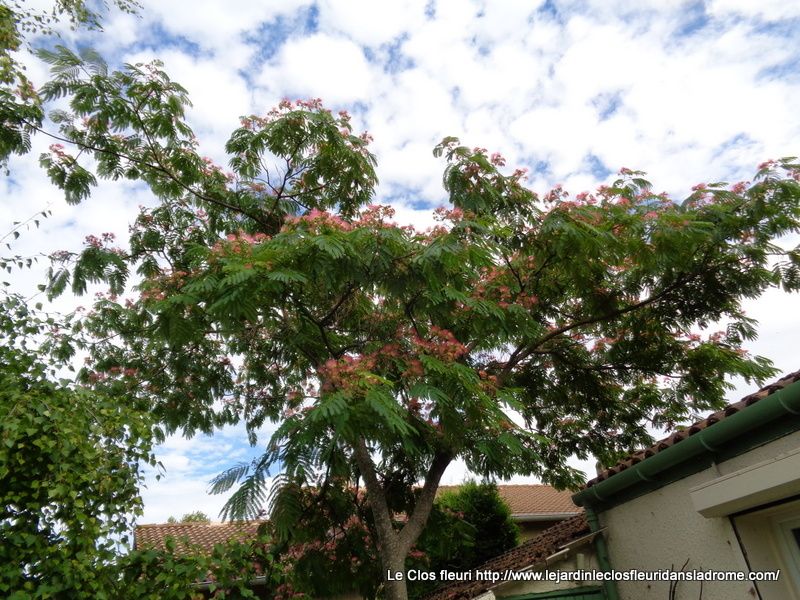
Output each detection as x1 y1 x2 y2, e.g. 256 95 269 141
352 438 452 600
380 539 410 600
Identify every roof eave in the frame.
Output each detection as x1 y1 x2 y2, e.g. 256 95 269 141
572 375 800 510
512 512 583 522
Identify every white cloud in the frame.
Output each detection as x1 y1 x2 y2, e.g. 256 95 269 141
317 0 429 47
257 33 375 105
708 0 800 20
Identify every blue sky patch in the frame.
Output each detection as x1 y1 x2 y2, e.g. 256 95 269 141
672 1 711 38
247 5 319 63
592 91 623 121
374 34 415 74
757 55 800 83
537 0 560 21
713 133 757 158
584 154 611 180
424 0 436 19
130 21 204 57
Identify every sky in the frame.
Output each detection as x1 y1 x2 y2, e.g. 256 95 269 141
2 0 799 524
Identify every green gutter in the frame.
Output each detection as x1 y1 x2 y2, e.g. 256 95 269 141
573 377 800 509
586 507 619 600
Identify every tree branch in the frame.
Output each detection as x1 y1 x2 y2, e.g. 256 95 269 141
353 437 397 551
397 450 452 555
320 281 356 326
502 274 689 376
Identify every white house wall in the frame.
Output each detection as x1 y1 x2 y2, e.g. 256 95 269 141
596 430 800 600
492 552 602 598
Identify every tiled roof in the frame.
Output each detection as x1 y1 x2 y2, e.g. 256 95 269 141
424 513 590 600
586 369 800 488
134 520 267 554
437 484 579 517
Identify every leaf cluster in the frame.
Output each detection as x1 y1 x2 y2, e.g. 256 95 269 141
0 294 155 598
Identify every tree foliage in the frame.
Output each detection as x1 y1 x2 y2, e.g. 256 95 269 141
20 44 800 600
168 511 212 524
117 532 279 600
0 293 283 596
0 0 139 170
0 294 155 598
434 481 518 573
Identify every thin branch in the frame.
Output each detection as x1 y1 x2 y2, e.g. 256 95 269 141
0 202 53 245
25 121 270 228
290 295 339 359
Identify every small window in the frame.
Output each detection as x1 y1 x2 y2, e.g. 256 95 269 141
774 516 800 583
732 498 800 600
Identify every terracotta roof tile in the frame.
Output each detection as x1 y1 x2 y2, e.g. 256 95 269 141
424 513 590 600
586 369 800 488
134 520 266 554
437 484 579 517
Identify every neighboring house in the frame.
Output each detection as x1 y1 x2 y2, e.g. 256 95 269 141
134 520 266 554
133 485 576 597
426 369 800 600
437 485 581 541
134 520 271 599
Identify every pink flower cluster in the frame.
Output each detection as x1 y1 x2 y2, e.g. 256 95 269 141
379 341 424 378
409 325 467 362
284 209 353 233
591 337 620 352
318 354 377 393
510 167 528 181
543 185 568 203
433 206 464 222
84 232 116 249
469 259 541 310
285 538 340 562
107 366 139 377
87 366 138 382
209 230 270 259
273 581 305 600
758 159 776 171
417 224 449 243
489 152 506 167
199 156 230 180
139 287 166 302
225 231 269 244
48 143 67 160
359 204 396 226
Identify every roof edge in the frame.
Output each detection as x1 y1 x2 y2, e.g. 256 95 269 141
573 374 800 509
512 512 582 522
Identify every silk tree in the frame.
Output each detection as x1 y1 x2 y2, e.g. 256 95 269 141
34 47 800 600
